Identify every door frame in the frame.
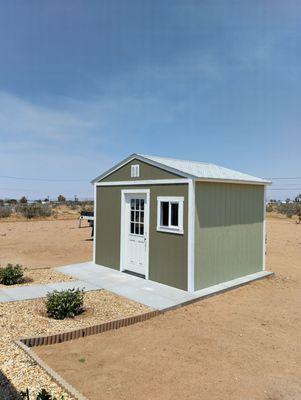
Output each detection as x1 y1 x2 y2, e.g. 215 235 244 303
120 189 150 279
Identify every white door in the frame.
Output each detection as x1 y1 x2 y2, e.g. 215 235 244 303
124 193 148 276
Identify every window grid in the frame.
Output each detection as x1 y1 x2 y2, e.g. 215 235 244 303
130 198 144 236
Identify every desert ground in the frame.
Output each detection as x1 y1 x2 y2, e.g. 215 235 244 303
0 219 93 269
34 215 301 400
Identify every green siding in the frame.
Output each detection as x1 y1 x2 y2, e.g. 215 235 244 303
194 182 264 290
95 184 188 290
101 159 182 182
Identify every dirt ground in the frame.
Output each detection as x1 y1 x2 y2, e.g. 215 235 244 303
0 219 92 269
36 215 301 400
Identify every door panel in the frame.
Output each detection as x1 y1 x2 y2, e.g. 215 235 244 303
124 194 148 275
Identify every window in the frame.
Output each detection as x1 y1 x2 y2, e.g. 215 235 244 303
131 164 140 178
157 196 184 234
130 198 144 235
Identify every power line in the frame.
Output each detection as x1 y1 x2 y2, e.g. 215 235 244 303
0 175 89 182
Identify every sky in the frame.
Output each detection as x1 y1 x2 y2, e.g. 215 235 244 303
0 0 300 200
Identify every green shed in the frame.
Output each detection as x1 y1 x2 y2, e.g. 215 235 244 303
91 154 271 292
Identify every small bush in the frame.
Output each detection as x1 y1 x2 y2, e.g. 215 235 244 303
21 388 64 400
0 206 12 218
0 264 24 285
46 288 84 319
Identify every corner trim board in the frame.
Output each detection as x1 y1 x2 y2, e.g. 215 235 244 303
187 179 195 292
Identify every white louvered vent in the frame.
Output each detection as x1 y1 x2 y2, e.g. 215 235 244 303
131 164 140 178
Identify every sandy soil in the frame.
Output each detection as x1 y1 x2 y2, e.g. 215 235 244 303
0 219 92 269
36 215 301 400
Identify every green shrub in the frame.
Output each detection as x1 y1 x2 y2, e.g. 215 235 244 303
46 288 84 319
16 204 52 219
0 264 24 285
21 388 64 400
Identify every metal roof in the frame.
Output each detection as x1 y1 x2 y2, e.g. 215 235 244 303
139 154 270 184
92 153 271 184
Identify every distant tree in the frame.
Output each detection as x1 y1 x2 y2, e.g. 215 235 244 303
285 198 290 204
295 194 301 203
57 194 66 202
43 198 49 202
0 199 4 206
19 196 27 204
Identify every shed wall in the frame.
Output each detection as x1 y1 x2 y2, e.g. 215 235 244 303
95 184 188 290
194 182 264 290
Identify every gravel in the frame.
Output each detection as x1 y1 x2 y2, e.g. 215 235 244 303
0 268 74 288
0 290 151 399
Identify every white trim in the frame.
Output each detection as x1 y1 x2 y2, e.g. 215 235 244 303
263 186 266 271
187 179 195 293
195 178 271 186
120 189 150 279
93 183 97 263
97 178 189 186
156 196 184 234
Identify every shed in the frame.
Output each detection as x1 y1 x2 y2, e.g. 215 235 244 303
91 154 271 292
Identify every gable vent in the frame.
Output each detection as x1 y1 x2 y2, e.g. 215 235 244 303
131 164 140 178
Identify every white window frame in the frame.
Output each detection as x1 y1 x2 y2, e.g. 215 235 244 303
156 196 184 234
131 164 140 178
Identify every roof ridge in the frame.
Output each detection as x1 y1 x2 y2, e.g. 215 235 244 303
139 154 215 167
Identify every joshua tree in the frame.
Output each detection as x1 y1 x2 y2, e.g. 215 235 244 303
57 194 66 202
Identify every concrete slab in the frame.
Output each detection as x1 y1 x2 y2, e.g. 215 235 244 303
0 261 273 309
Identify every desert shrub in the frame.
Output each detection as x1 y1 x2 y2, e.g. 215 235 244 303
21 388 64 400
0 205 12 218
19 196 28 204
16 203 52 219
46 288 84 319
0 264 24 285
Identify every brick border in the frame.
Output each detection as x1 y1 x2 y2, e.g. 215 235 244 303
19 310 159 347
15 310 159 400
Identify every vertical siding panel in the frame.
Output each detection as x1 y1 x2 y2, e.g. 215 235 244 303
194 182 264 290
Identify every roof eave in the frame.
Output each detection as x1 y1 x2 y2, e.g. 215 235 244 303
195 178 272 186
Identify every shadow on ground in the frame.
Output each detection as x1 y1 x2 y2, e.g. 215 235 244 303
0 370 22 399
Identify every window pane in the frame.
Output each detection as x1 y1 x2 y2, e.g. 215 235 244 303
135 223 140 235
171 203 179 226
140 211 144 223
136 199 140 210
130 223 134 234
135 211 139 223
131 199 135 210
140 224 144 235
161 202 169 226
131 211 134 222
141 199 144 210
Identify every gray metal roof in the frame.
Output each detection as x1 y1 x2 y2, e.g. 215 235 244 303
92 153 271 184
138 154 270 184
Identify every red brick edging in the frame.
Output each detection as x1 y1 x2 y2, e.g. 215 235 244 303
15 310 159 400
20 310 159 347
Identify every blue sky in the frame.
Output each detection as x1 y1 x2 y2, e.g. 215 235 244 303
0 0 300 200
